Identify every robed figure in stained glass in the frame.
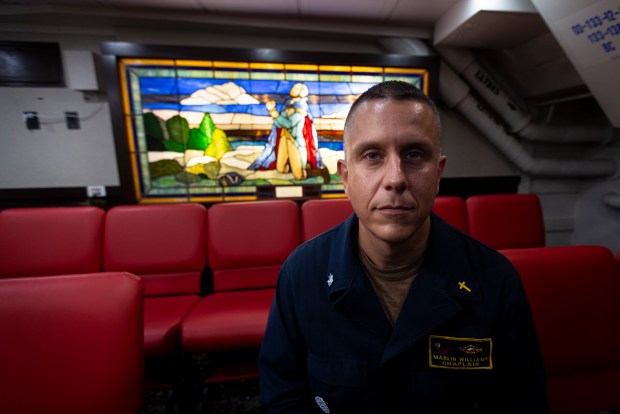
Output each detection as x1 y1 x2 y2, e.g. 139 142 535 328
249 83 326 181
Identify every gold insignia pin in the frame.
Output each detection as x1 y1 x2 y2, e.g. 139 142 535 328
458 281 472 293
460 344 483 354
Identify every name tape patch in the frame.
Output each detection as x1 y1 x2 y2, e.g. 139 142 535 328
429 335 493 370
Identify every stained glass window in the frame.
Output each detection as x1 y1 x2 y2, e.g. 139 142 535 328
109 46 434 203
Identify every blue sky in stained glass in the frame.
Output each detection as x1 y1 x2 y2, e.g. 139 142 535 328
144 102 183 111
318 104 346 118
319 82 356 95
177 78 229 94
139 77 179 95
138 77 384 98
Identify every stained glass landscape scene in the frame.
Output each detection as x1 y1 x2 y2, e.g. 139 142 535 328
119 58 428 203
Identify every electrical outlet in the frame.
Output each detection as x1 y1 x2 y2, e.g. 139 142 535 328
65 111 80 129
24 111 40 130
86 185 107 198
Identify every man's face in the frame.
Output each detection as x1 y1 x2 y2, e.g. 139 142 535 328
337 99 446 248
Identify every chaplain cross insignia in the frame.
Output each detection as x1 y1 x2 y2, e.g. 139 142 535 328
327 273 334 287
458 281 472 293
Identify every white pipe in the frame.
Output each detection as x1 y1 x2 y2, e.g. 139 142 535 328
436 45 614 144
440 62 616 177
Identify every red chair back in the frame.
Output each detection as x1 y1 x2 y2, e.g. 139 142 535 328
207 200 300 292
0 272 143 414
467 194 545 249
103 203 207 296
0 206 104 278
432 196 469 233
301 198 353 242
502 246 620 414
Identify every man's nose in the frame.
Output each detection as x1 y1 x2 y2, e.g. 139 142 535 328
383 156 407 192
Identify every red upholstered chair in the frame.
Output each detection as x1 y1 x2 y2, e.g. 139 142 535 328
502 246 620 414
0 206 104 278
103 203 207 357
466 193 545 249
0 272 143 414
301 198 353 242
182 200 300 381
432 196 469 233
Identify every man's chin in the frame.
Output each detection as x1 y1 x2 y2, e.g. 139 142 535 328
368 226 419 245
361 216 430 245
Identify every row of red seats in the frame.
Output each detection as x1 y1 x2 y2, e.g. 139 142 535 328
0 195 542 368
0 202 284 364
1 197 619 413
0 201 297 379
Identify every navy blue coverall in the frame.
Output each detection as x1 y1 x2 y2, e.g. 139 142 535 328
259 213 548 413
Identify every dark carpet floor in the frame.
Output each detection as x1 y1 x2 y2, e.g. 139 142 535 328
140 353 263 414
141 378 262 414
140 355 619 414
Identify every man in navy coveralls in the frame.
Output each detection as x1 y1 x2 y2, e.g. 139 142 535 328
259 80 548 413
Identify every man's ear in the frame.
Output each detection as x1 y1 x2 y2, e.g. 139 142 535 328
438 155 447 175
337 159 349 195
436 155 447 195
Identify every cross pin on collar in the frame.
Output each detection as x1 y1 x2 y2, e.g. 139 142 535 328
458 281 472 293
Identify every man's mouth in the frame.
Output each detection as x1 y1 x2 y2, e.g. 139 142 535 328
377 205 413 213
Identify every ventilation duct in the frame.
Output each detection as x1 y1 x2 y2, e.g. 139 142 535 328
436 45 613 144
439 62 616 177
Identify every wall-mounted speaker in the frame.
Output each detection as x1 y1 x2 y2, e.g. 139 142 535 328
63 50 99 91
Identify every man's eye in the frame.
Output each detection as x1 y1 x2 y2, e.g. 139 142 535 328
406 151 423 160
364 152 380 160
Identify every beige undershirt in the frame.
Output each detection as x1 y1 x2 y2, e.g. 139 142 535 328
358 248 424 326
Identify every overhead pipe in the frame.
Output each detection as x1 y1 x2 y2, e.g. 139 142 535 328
436 45 614 144
439 62 616 177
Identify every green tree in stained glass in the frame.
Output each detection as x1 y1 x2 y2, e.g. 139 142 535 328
143 112 166 151
164 115 190 152
204 129 232 160
187 113 216 151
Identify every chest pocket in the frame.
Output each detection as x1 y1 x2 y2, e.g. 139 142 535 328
307 353 367 387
